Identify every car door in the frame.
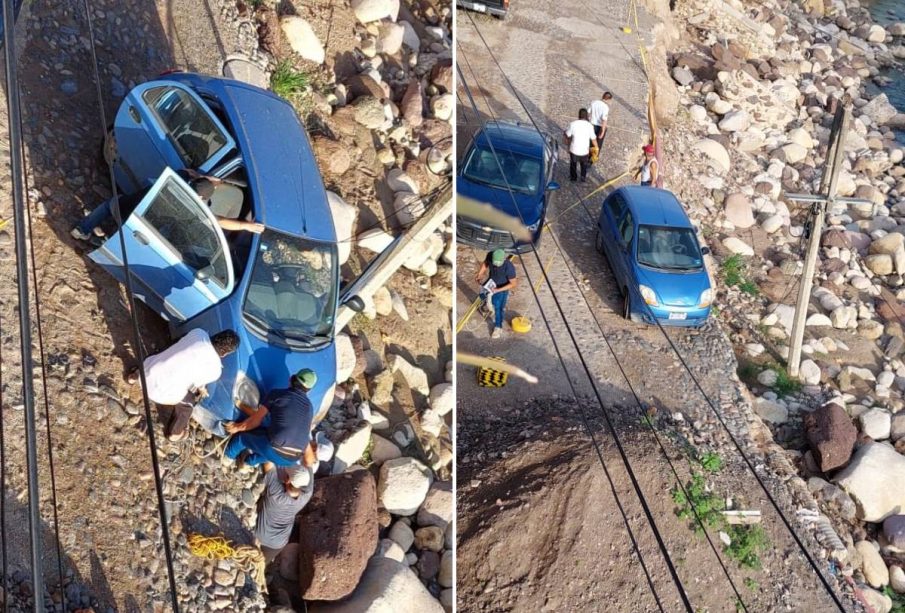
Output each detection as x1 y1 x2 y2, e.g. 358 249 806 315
600 194 625 265
613 209 634 289
112 81 237 194
89 167 235 323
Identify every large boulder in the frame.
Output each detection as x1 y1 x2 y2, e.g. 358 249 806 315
309 557 444 613
694 138 731 174
327 191 357 265
416 482 453 530
724 193 755 228
861 94 899 126
804 402 857 472
298 470 378 601
378 457 432 515
351 0 400 24
722 236 754 256
332 422 372 474
834 442 905 521
855 540 889 588
718 110 750 133
281 17 325 64
860 409 892 440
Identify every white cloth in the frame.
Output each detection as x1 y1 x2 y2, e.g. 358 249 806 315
566 119 596 156
143 328 222 405
588 100 610 126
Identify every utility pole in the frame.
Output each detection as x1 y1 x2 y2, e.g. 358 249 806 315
336 184 452 330
786 104 872 378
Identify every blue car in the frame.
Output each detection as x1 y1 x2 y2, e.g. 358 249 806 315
90 72 361 433
456 120 559 252
596 186 712 327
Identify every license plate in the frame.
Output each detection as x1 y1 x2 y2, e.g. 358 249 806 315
668 312 687 320
472 3 486 11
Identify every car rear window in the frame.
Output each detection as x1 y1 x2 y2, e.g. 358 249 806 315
143 86 229 168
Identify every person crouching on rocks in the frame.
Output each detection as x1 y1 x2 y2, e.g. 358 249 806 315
254 454 316 563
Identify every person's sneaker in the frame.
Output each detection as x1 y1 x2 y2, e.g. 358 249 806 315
491 327 503 339
70 227 91 241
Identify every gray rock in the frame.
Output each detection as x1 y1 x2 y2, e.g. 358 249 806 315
834 442 905 522
378 457 432 515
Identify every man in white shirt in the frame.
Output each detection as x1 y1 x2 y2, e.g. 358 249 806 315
128 328 240 441
588 92 613 151
565 108 597 183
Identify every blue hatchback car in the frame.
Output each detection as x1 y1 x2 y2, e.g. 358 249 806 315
456 120 559 252
596 186 712 327
90 72 358 432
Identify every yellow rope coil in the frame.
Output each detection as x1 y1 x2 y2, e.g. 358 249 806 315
187 533 268 593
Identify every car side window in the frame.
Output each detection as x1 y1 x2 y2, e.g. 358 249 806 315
619 211 634 245
607 196 625 221
142 87 229 169
141 179 229 288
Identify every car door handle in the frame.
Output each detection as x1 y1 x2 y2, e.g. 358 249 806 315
128 106 141 123
132 230 149 245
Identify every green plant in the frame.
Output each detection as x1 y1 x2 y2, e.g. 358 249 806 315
772 366 801 397
721 254 759 296
883 586 905 613
725 524 769 570
359 438 375 467
672 473 726 534
737 362 758 383
699 451 723 474
271 60 309 98
744 577 758 591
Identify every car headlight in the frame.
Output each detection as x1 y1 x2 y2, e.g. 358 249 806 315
232 370 260 409
699 288 713 308
639 284 658 306
525 221 540 232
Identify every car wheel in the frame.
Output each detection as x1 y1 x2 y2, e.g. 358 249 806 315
595 230 605 254
622 290 631 320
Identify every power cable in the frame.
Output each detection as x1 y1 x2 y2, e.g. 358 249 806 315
457 60 689 612
15 76 67 612
0 220 7 613
462 10 848 609
79 1 180 609
1 0 47 604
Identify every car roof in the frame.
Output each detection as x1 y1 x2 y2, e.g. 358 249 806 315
474 121 545 158
619 186 693 229
167 74 336 243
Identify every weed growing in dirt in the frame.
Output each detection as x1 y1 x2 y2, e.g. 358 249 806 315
737 362 758 383
721 254 759 296
883 587 905 613
699 451 723 473
725 524 769 570
744 577 758 591
271 61 309 99
672 470 770 571
359 438 375 467
671 473 725 534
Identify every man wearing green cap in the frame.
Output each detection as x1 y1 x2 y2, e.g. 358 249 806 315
222 368 318 467
474 249 518 338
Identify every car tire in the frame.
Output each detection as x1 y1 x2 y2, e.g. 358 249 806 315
595 230 605 254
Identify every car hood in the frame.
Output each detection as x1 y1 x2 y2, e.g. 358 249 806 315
635 265 710 307
200 324 335 425
457 175 543 227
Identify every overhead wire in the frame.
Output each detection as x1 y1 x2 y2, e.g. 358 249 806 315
79 0 180 609
1 0 47 603
462 7 847 610
457 56 688 612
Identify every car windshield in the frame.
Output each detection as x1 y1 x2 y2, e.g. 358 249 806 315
243 231 338 342
637 225 703 271
462 145 542 195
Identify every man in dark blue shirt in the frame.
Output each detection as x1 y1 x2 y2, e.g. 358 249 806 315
474 249 518 339
223 368 316 467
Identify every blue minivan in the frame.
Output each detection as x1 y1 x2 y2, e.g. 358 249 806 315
596 186 712 327
91 72 361 431
456 120 559 252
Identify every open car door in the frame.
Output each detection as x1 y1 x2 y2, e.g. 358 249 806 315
89 167 235 322
111 81 236 194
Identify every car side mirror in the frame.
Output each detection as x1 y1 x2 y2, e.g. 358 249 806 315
701 246 711 255
344 295 366 313
547 181 561 192
195 268 210 282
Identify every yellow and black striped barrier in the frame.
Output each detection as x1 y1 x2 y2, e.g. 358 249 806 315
477 356 509 387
